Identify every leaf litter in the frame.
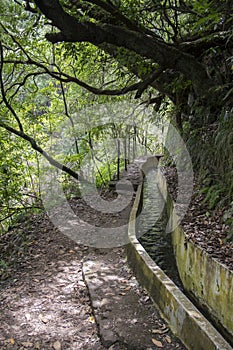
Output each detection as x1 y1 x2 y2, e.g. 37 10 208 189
0 192 186 349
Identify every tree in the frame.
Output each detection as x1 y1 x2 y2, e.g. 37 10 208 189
32 1 232 113
0 0 233 209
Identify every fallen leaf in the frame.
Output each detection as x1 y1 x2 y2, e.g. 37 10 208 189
131 318 138 324
165 335 172 343
25 313 31 321
124 286 131 291
21 342 34 348
53 340 61 350
89 316 95 323
39 313 49 323
34 342 40 349
78 281 85 287
152 329 163 334
152 338 163 347
9 338 15 345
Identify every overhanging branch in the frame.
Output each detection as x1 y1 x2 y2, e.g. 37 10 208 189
0 42 24 132
4 53 163 98
135 68 163 98
0 121 80 181
33 0 216 97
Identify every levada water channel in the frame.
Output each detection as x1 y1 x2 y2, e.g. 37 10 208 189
135 167 233 346
136 168 183 289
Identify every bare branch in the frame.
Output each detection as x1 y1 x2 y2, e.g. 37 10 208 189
81 0 141 32
0 42 24 132
78 0 160 39
5 71 44 100
33 0 215 97
135 68 163 98
3 58 142 97
0 120 80 181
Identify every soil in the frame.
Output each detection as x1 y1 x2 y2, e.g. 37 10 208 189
0 163 232 349
0 191 186 350
161 166 233 271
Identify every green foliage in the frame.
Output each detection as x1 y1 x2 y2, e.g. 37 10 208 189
187 114 233 209
0 130 42 233
95 158 125 187
200 185 223 209
0 0 232 236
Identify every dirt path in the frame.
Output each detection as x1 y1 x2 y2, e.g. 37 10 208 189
83 249 186 350
0 196 186 350
0 219 104 350
1 162 232 349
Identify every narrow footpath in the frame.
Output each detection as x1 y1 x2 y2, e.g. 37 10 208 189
0 192 187 350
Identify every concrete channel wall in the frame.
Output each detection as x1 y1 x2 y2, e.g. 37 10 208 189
126 156 232 350
157 171 233 344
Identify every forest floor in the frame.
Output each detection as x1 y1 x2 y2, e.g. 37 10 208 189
162 167 233 271
0 192 186 350
0 165 232 350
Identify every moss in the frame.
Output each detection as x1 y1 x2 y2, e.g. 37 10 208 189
163 180 233 343
127 161 232 349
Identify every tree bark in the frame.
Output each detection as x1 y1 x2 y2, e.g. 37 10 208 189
34 0 216 100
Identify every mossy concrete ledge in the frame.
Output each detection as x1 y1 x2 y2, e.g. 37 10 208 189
172 224 233 343
156 170 233 344
126 182 232 350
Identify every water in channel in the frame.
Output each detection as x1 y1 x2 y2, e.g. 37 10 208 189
136 168 183 289
136 168 233 346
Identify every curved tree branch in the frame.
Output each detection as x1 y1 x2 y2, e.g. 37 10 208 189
77 0 160 39
1 20 180 108
0 42 24 132
33 0 215 98
135 68 163 98
3 58 143 96
100 44 177 102
178 30 233 56
0 120 80 180
0 38 80 181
